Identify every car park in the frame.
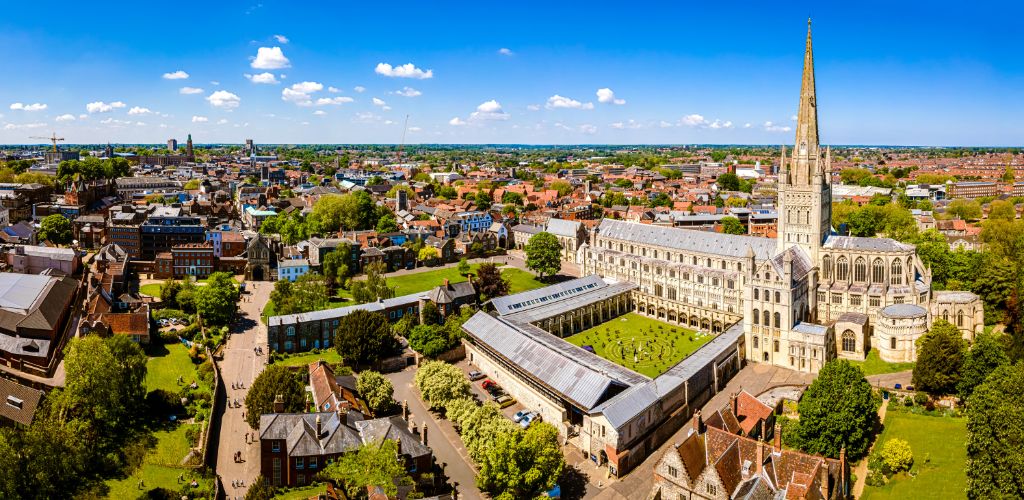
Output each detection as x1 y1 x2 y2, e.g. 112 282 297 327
481 379 497 391
495 395 516 408
468 370 485 381
519 412 540 428
513 410 531 422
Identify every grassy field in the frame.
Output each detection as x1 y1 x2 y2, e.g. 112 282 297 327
273 483 330 499
273 349 344 368
851 349 916 377
861 409 968 500
140 276 244 297
566 313 712 378
146 343 207 394
104 463 211 499
501 267 547 294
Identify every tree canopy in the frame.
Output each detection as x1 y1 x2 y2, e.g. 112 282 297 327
38 214 72 245
319 439 415 498
792 360 879 459
957 331 1009 400
720 216 745 235
244 364 305 429
356 370 394 417
965 363 1024 499
524 231 562 279
195 272 239 327
413 360 472 410
334 310 399 366
475 262 509 301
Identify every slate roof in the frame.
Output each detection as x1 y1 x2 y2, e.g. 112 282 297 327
546 218 581 238
494 275 636 324
429 281 475 305
823 235 914 253
932 290 979 304
597 219 776 260
0 377 43 425
268 291 424 327
879 304 927 319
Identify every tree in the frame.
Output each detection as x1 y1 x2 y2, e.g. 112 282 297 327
524 232 562 279
356 371 394 416
880 438 914 473
988 200 1016 222
334 310 399 366
1002 165 1015 183
159 279 182 307
912 319 967 395
375 213 398 233
195 272 239 326
183 179 200 190
477 422 564 499
720 216 745 235
501 191 524 205
420 302 440 326
0 431 18 499
457 257 471 276
417 245 440 262
244 364 305 429
413 360 471 410
957 331 1009 399
475 263 509 301
350 262 395 304
965 363 1024 499
38 214 72 245
320 439 414 499
947 199 983 221
244 477 276 500
793 360 879 459
322 250 350 295
475 191 493 210
550 180 574 197
716 172 741 191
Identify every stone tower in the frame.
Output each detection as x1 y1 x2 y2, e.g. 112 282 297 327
776 20 832 263
186 133 194 159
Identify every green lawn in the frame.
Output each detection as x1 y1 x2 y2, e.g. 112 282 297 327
851 349 916 377
384 264 482 296
146 343 207 394
148 423 199 467
565 313 712 378
104 463 211 499
861 409 967 500
501 267 546 294
273 349 344 368
140 276 244 297
273 483 329 499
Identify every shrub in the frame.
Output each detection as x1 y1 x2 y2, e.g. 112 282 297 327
880 438 914 473
903 395 914 407
865 471 887 487
914 392 929 406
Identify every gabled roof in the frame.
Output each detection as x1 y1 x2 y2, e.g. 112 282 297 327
597 219 776 260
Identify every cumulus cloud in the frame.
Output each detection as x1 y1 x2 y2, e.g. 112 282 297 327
192 115 208 123
743 123 752 128
273 34 289 44
596 88 626 105
681 114 707 127
128 106 151 115
610 119 643 130
55 113 76 122
546 95 594 110
449 117 466 126
372 97 387 107
526 104 541 111
393 87 422 97
764 121 792 132
245 72 280 84
498 48 514 56
281 81 325 106
790 114 798 121
659 120 674 128
375 62 433 79
9 102 47 111
353 86 366 93
206 90 241 109
313 110 326 116
579 124 598 135
162 70 189 80
470 100 510 121
328 86 341 93
315 96 353 106
86 101 126 113
180 87 204 95
217 118 229 124
708 119 733 129
251 46 291 69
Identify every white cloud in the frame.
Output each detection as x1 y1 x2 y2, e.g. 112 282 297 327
86 101 126 113
251 46 291 69
55 113 76 122
313 110 326 116
408 126 422 132
206 90 241 109
470 100 510 121
393 87 421 97
659 120 674 128
192 115 208 123
790 114 798 121
281 81 324 106
374 62 433 79
526 104 541 111
180 87 204 95
596 88 626 105
315 96 353 106
128 106 152 115
372 97 387 107
764 121 792 132
245 72 280 84
449 117 466 126
681 114 707 127
545 95 594 110
498 48 514 56
210 80 220 86
162 70 189 80
78 114 87 119
580 124 598 135
743 123 752 128
328 86 341 93
273 34 289 44
611 119 643 130
353 86 366 93
9 102 47 111
4 122 47 130
708 119 733 129
291 81 323 93
217 118 229 124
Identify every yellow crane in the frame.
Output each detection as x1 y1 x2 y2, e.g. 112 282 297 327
29 132 65 152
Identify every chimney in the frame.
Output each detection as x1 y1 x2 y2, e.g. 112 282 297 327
421 420 428 446
395 437 402 457
819 461 829 498
692 410 704 434
840 447 848 495
731 392 738 416
443 278 449 288
760 419 767 442
316 414 323 438
273 394 284 413
773 422 781 451
402 399 409 420
755 442 764 476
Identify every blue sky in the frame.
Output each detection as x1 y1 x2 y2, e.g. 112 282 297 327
1 1 1022 146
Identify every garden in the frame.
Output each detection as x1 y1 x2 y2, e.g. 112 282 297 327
565 313 711 378
850 349 916 377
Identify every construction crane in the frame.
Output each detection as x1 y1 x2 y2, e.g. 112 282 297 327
397 114 410 166
29 132 65 152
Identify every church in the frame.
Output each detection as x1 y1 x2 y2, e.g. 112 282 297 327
580 22 984 373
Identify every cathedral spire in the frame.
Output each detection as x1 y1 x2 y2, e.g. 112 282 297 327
795 19 819 160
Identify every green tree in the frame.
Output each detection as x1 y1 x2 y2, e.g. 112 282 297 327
0 431 18 499
334 310 399 366
913 319 967 395
880 438 914 473
475 191 493 210
350 262 395 304
475 262 509 301
957 331 1009 399
988 200 1016 222
417 245 440 262
420 301 440 326
1001 165 1015 183
477 422 565 499
244 364 305 429
550 180 574 197
793 360 879 459
501 191 524 206
965 363 1024 499
524 232 562 279
320 439 414 499
159 278 182 307
356 371 394 416
322 250 350 295
720 216 745 235
375 213 398 233
947 199 983 221
244 476 276 500
38 214 72 245
195 272 239 326
413 360 471 410
457 257 471 276
183 179 200 190
716 172 741 191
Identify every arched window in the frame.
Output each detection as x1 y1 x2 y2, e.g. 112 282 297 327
890 337 896 349
763 310 770 327
775 291 781 303
943 310 949 322
753 309 760 325
822 255 832 280
872 258 886 284
753 336 759 348
754 289 760 300
891 259 903 285
836 257 849 282
765 289 771 302
774 312 781 329
957 310 964 327
842 330 856 352
854 257 867 282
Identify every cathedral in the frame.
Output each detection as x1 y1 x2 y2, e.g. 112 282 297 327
580 22 984 374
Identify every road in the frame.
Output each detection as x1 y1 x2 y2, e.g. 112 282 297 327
215 280 272 498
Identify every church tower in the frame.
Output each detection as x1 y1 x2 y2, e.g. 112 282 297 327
186 133 194 159
777 20 832 262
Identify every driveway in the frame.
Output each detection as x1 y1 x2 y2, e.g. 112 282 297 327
215 281 272 497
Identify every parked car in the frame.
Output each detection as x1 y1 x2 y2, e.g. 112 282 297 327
468 370 485 381
513 410 532 423
481 379 497 391
495 395 516 408
519 412 540 428
894 383 902 390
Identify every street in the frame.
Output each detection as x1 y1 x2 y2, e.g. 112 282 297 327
215 280 272 498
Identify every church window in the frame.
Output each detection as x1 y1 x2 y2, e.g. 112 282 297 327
669 270 676 278
654 284 663 297
697 276 704 284
891 260 903 285
872 259 885 284
775 291 781 303
707 484 717 496
712 278 719 287
721 261 727 270
693 256 698 265
774 340 780 353
763 310 770 326
753 336 759 348
894 296 904 304
890 337 897 350
668 288 677 300
870 296 881 307
831 293 842 305
774 312 781 328
942 310 949 322
842 331 856 352
817 291 826 302
727 279 735 289
754 289 760 300
850 295 862 306
854 258 866 282
957 310 964 327
822 255 832 280
836 257 849 281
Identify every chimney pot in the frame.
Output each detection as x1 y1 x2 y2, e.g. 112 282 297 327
273 394 284 413
774 422 782 451
421 420 428 446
